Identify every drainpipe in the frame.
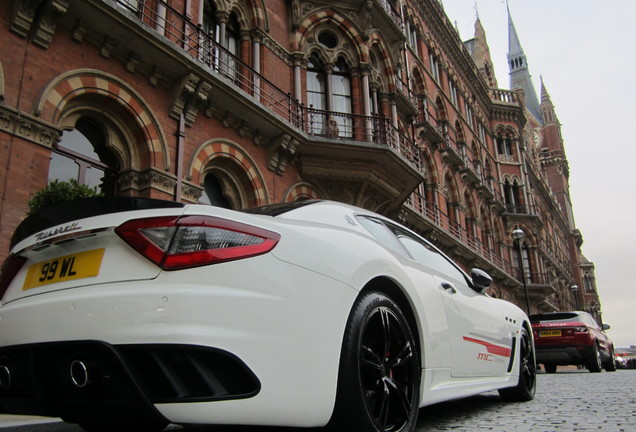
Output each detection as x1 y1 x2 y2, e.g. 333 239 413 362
174 113 185 201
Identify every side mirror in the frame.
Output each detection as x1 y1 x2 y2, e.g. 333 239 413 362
602 323 611 331
470 268 492 293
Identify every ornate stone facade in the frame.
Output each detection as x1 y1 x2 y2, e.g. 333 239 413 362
0 0 601 317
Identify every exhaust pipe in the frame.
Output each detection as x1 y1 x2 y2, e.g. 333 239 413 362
69 359 89 388
0 362 11 389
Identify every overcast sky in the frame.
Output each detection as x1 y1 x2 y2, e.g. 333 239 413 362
441 0 636 348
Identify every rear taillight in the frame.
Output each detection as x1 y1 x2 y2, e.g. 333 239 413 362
0 255 27 299
115 215 280 270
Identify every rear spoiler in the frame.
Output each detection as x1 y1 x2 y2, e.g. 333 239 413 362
11 197 185 249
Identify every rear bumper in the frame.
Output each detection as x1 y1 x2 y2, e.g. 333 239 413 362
0 255 358 427
534 345 594 365
0 341 258 424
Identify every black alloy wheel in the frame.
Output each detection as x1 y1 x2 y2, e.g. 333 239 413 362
330 291 420 432
498 326 536 402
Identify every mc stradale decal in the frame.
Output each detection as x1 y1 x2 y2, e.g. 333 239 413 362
463 336 512 362
35 222 82 241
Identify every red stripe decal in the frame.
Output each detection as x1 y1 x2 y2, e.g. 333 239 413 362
463 336 512 357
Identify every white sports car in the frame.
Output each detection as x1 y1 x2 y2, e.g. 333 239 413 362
0 198 536 432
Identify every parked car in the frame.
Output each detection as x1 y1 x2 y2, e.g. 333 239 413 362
530 311 615 373
615 353 629 369
0 198 536 432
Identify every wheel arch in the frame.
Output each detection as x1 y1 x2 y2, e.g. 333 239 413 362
358 276 423 365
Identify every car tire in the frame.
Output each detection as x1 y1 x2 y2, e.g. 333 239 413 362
604 347 617 372
498 326 536 402
586 344 602 373
544 363 557 374
329 291 420 432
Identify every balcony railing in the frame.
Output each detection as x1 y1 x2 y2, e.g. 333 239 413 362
306 108 421 170
505 203 536 215
514 269 550 286
395 76 418 108
112 0 420 170
491 89 519 105
406 191 514 275
379 0 404 31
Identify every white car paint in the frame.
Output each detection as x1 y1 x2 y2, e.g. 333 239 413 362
0 199 531 429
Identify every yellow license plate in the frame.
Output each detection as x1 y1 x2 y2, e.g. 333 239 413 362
23 249 105 290
539 330 562 337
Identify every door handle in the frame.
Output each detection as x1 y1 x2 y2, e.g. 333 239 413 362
441 282 457 294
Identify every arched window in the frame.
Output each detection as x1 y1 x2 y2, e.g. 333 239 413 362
583 272 595 293
202 2 240 80
497 133 514 161
331 58 352 136
306 53 353 137
503 179 523 213
49 117 118 195
513 241 533 284
224 13 240 81
202 1 219 67
307 53 327 135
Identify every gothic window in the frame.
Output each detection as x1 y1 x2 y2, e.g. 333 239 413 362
449 79 458 106
202 2 240 79
503 179 523 213
496 133 514 157
478 123 487 144
307 53 327 134
513 241 533 283
465 104 474 128
202 1 219 67
406 20 419 57
429 53 441 83
368 47 385 116
224 13 240 79
583 272 595 293
49 117 119 196
306 53 352 137
332 58 352 136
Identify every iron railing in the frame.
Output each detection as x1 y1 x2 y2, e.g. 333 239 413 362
113 0 420 169
406 190 515 275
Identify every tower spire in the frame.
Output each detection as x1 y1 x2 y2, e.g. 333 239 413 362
507 5 542 124
540 76 558 126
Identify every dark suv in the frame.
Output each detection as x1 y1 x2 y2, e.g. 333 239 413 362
530 311 615 373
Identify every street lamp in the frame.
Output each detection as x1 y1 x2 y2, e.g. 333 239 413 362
571 284 580 310
512 225 531 314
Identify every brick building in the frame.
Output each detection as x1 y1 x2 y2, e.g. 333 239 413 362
0 0 602 318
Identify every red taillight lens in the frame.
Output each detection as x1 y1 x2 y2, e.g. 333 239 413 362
115 215 280 270
0 255 27 299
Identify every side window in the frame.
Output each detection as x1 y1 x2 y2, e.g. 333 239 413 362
356 216 409 257
583 314 599 329
396 234 466 283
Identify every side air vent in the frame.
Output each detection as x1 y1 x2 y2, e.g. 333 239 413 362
118 344 260 403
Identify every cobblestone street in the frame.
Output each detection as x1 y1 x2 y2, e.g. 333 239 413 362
1 370 634 432
417 370 636 431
